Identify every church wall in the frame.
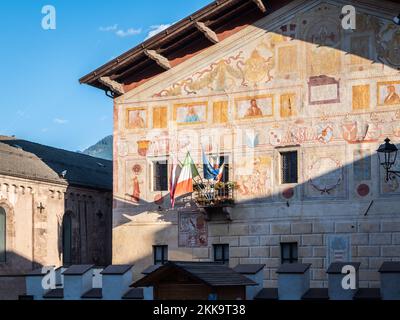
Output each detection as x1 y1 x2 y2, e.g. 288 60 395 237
111 0 400 287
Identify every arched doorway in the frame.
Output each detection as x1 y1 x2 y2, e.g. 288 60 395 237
0 207 5 262
62 212 72 266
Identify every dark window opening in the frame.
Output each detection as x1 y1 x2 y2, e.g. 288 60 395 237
213 244 229 264
0 207 5 263
281 151 298 184
153 245 168 265
153 161 168 191
281 242 298 264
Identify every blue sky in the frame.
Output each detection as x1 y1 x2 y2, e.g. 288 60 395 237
0 0 211 151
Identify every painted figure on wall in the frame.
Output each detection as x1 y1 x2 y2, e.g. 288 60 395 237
384 85 400 105
236 95 273 120
185 106 201 123
175 103 207 124
280 94 296 118
378 82 400 106
127 109 146 129
131 164 142 202
245 99 263 118
236 156 272 198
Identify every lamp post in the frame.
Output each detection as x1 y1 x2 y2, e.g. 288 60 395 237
377 138 399 181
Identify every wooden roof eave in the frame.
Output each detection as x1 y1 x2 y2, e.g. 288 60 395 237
79 0 266 91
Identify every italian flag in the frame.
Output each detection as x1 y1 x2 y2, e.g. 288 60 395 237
174 152 199 199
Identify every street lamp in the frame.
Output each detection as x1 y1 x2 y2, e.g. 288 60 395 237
377 138 399 181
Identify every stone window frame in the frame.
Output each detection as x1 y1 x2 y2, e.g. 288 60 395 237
275 145 301 187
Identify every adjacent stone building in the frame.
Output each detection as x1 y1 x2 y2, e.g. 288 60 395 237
0 136 112 299
80 0 400 289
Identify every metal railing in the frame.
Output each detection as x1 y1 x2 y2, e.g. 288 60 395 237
193 182 235 207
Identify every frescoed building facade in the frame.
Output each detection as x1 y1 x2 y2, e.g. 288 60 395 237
81 0 400 288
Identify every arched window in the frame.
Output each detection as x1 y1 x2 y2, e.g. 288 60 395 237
0 207 6 262
62 212 72 266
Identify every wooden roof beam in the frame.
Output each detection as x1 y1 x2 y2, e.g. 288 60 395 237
252 0 266 13
98 76 125 95
144 50 171 70
195 21 219 44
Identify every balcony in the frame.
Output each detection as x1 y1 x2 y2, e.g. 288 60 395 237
193 181 236 220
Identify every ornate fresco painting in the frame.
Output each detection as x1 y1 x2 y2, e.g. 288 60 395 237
213 101 229 124
327 234 351 266
353 149 372 198
280 93 296 118
304 146 346 199
152 106 168 129
235 155 273 200
235 94 274 120
277 45 297 78
173 102 207 125
308 75 340 105
377 81 400 107
352 85 370 111
126 107 147 130
178 211 207 247
124 161 145 204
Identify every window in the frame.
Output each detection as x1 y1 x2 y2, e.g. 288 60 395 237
281 151 298 184
281 242 298 264
0 207 5 262
153 245 168 265
62 212 72 266
153 161 168 191
213 244 229 264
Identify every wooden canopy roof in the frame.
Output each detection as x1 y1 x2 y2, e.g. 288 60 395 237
79 0 291 97
132 261 257 288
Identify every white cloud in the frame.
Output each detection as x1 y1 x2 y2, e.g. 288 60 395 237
115 28 142 38
99 24 118 32
145 24 172 40
53 118 68 125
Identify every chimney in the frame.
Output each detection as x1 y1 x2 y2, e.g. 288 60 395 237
276 263 311 300
379 261 400 300
233 264 265 300
101 265 134 300
25 266 54 300
62 265 94 300
327 262 360 300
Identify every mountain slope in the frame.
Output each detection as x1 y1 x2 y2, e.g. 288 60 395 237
83 135 113 160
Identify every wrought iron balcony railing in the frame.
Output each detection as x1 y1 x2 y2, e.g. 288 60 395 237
193 182 236 208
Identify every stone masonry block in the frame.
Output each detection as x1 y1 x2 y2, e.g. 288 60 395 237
192 248 209 259
291 223 312 234
351 233 369 245
230 247 249 258
357 246 380 257
239 236 259 247
209 224 229 237
335 222 356 233
220 236 239 246
381 222 400 232
313 246 326 257
229 224 249 236
369 233 391 245
270 223 291 235
313 222 334 233
302 234 323 246
249 224 270 235
260 235 280 246
250 247 269 258
382 246 400 257
358 222 380 233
